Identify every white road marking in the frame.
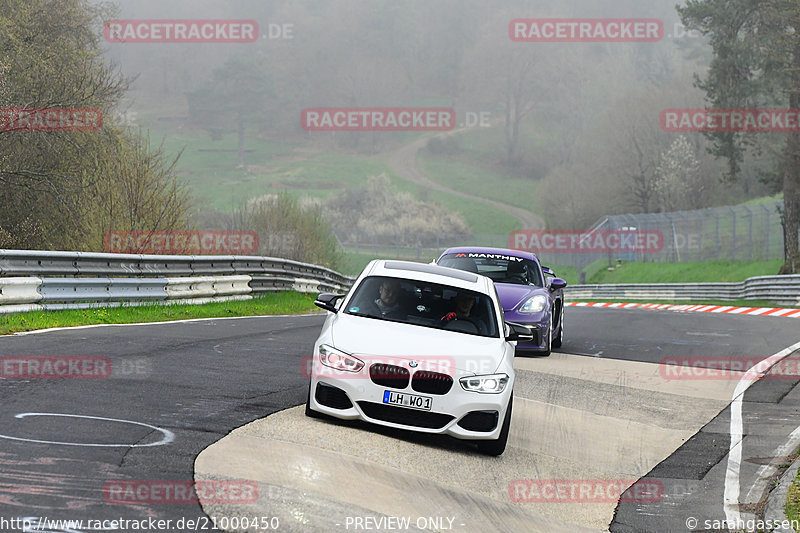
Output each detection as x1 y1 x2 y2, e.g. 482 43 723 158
0 413 175 447
724 341 800 525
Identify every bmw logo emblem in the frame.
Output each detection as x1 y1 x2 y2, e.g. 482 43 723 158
408 361 418 368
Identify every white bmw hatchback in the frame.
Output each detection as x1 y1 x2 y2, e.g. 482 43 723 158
306 259 533 455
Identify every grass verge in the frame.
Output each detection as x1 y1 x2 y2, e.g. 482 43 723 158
418 150 540 212
0 292 319 335
588 259 784 284
786 464 800 523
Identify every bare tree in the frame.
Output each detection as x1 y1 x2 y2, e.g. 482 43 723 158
655 135 702 212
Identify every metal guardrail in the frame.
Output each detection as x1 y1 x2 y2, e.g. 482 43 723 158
3 249 798 313
566 275 800 307
0 249 352 285
0 249 355 314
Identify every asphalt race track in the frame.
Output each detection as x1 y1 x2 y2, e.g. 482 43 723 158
0 316 320 533
0 308 799 532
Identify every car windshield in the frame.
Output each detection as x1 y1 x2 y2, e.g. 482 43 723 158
438 253 543 287
344 276 499 338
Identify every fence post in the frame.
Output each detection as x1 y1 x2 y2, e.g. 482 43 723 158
762 203 770 260
697 211 704 262
743 205 754 261
728 206 737 260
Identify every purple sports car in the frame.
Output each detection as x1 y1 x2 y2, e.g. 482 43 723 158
436 247 566 356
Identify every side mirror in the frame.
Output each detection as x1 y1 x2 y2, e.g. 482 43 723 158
314 293 344 313
505 322 535 342
549 278 567 291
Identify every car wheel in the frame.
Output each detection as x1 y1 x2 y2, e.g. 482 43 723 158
552 305 563 349
477 394 512 456
305 380 325 419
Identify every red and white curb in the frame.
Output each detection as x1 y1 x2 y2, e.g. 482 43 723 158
566 302 800 318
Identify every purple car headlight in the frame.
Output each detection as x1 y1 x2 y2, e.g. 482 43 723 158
519 295 547 313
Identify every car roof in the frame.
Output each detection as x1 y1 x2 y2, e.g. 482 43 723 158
363 259 493 294
439 246 540 264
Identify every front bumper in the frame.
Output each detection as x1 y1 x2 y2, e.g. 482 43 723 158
308 374 513 440
516 323 549 352
505 310 550 352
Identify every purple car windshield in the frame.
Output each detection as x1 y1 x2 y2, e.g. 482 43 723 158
438 253 543 287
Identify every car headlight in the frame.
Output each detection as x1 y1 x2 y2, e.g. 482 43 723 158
519 295 547 313
318 344 364 373
460 373 509 394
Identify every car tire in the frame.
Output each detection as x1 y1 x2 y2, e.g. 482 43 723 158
552 305 563 349
477 394 512 456
305 380 325 419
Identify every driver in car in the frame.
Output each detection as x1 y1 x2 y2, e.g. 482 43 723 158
367 279 405 319
440 291 488 334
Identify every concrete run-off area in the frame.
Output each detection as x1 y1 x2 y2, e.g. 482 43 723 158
195 351 741 532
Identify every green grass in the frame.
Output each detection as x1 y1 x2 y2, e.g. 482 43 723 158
144 121 523 236
165 135 397 211
418 150 540 212
586 259 784 284
742 192 783 206
0 292 319 335
339 250 441 276
786 462 800 523
547 265 578 286
426 190 521 234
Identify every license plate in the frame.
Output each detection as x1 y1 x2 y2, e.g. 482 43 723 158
382 390 432 411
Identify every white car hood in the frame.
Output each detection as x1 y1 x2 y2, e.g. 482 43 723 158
329 314 504 375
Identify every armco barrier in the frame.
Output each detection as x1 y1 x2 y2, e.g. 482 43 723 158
4 249 797 314
0 250 352 287
165 275 251 300
39 277 169 303
566 275 800 307
0 277 43 305
0 249 354 314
